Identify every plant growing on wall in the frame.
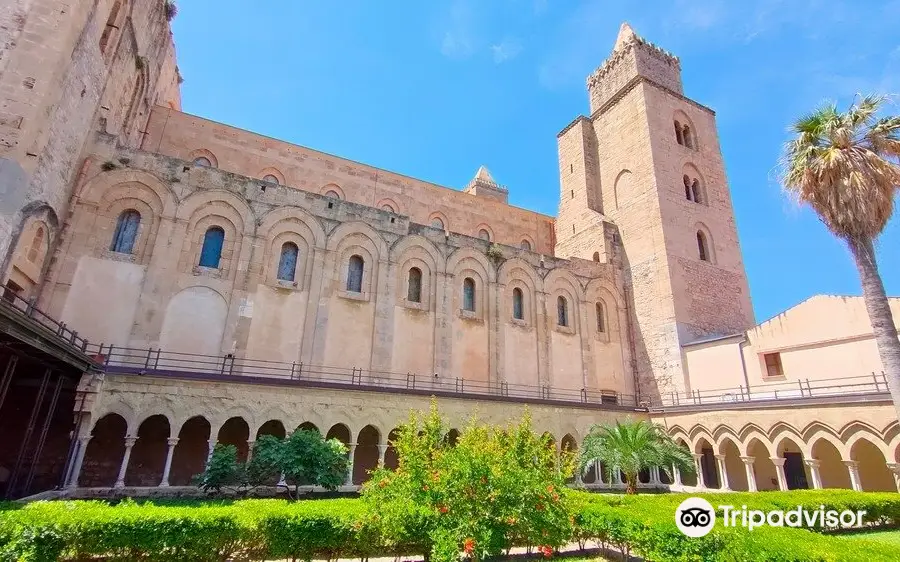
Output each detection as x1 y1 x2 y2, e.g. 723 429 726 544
578 419 694 494
485 243 504 262
165 1 178 21
361 401 574 562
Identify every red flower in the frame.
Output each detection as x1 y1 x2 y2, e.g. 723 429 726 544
507 517 517 525
463 538 475 554
439 505 449 514
551 492 559 502
431 471 440 482
546 484 554 493
423 484 429 491
540 545 552 558
536 503 544 511
378 480 387 488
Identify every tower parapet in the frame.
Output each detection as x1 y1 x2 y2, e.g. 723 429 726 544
586 23 682 114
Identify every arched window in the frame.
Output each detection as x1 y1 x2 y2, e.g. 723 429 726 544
99 1 122 55
478 229 490 241
198 226 225 268
596 302 606 333
431 217 444 230
674 120 684 145
325 190 341 200
407 267 422 303
110 210 141 254
557 296 568 327
463 278 476 312
691 179 701 204
27 226 45 263
193 157 212 167
276 242 299 282
520 239 531 251
683 125 693 149
262 174 279 184
347 255 364 292
697 231 709 262
683 175 692 201
382 204 394 212
592 251 600 262
512 288 524 320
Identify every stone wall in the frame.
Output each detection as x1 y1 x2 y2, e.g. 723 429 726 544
40 134 635 399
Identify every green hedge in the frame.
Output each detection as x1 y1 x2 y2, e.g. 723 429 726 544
2 492 899 561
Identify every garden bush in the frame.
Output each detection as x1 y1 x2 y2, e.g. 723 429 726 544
2 491 900 561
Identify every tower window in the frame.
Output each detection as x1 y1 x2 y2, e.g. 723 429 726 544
198 226 225 268
407 267 422 303
431 217 444 230
512 287 524 320
683 175 692 201
570 190 575 199
592 251 600 262
262 174 279 185
99 1 122 56
557 296 568 327
325 190 341 200
674 120 684 145
683 125 694 149
276 242 299 282
520 239 531 251
691 179 702 204
570 164 574 174
478 229 490 241
193 156 212 167
596 302 606 333
697 231 710 262
463 278 476 312
347 255 364 292
110 210 141 254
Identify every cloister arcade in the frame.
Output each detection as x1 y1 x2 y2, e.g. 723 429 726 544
667 422 900 493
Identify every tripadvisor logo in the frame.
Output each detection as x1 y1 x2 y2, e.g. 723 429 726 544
675 497 716 537
675 497 868 537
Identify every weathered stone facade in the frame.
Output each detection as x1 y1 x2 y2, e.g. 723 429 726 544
1 8 897 497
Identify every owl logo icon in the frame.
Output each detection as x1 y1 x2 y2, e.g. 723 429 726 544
675 497 715 537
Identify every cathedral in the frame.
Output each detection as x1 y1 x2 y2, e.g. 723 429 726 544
0 1 898 500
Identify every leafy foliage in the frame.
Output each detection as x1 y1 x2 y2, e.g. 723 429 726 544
578 419 694 494
3 491 900 561
361 401 574 562
194 444 245 493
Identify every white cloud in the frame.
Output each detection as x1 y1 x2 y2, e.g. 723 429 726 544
491 38 523 64
438 0 480 60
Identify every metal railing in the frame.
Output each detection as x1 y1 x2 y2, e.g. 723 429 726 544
655 373 890 409
0 292 91 351
84 344 636 408
1 291 893 410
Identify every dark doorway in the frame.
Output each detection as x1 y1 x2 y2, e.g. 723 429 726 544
700 448 719 488
783 452 809 490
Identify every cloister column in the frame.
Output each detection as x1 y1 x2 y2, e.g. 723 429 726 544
714 455 730 490
693 454 705 488
246 440 255 463
114 436 138 489
740 457 757 492
649 466 659 486
67 436 92 488
770 457 788 491
159 437 179 487
596 461 604 486
206 439 217 468
672 465 682 487
843 460 863 491
886 463 900 492
377 444 387 466
804 459 823 489
345 443 357 486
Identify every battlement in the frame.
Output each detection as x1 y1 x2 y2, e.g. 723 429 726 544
586 23 683 114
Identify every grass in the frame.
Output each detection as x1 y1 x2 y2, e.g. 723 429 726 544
843 530 900 545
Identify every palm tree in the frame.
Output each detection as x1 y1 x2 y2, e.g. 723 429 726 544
578 420 694 494
780 94 900 419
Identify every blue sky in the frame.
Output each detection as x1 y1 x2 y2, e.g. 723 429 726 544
171 0 900 324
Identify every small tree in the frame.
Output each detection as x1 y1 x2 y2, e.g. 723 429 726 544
194 444 245 493
578 419 694 494
362 401 573 562
246 429 349 498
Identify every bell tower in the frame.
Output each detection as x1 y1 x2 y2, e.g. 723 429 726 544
555 23 755 400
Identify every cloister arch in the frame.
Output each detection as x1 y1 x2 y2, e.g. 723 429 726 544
353 425 380 484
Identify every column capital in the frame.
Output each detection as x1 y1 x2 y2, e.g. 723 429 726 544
886 462 900 474
769 457 786 467
207 439 218 447
740 456 755 464
124 436 138 448
377 444 388 452
78 435 93 445
842 459 860 469
804 458 821 468
692 453 703 461
713 454 726 461
166 437 180 447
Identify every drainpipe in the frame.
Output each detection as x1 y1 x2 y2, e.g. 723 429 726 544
738 336 751 392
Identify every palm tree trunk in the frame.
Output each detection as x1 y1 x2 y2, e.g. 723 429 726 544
625 474 637 495
849 237 900 421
